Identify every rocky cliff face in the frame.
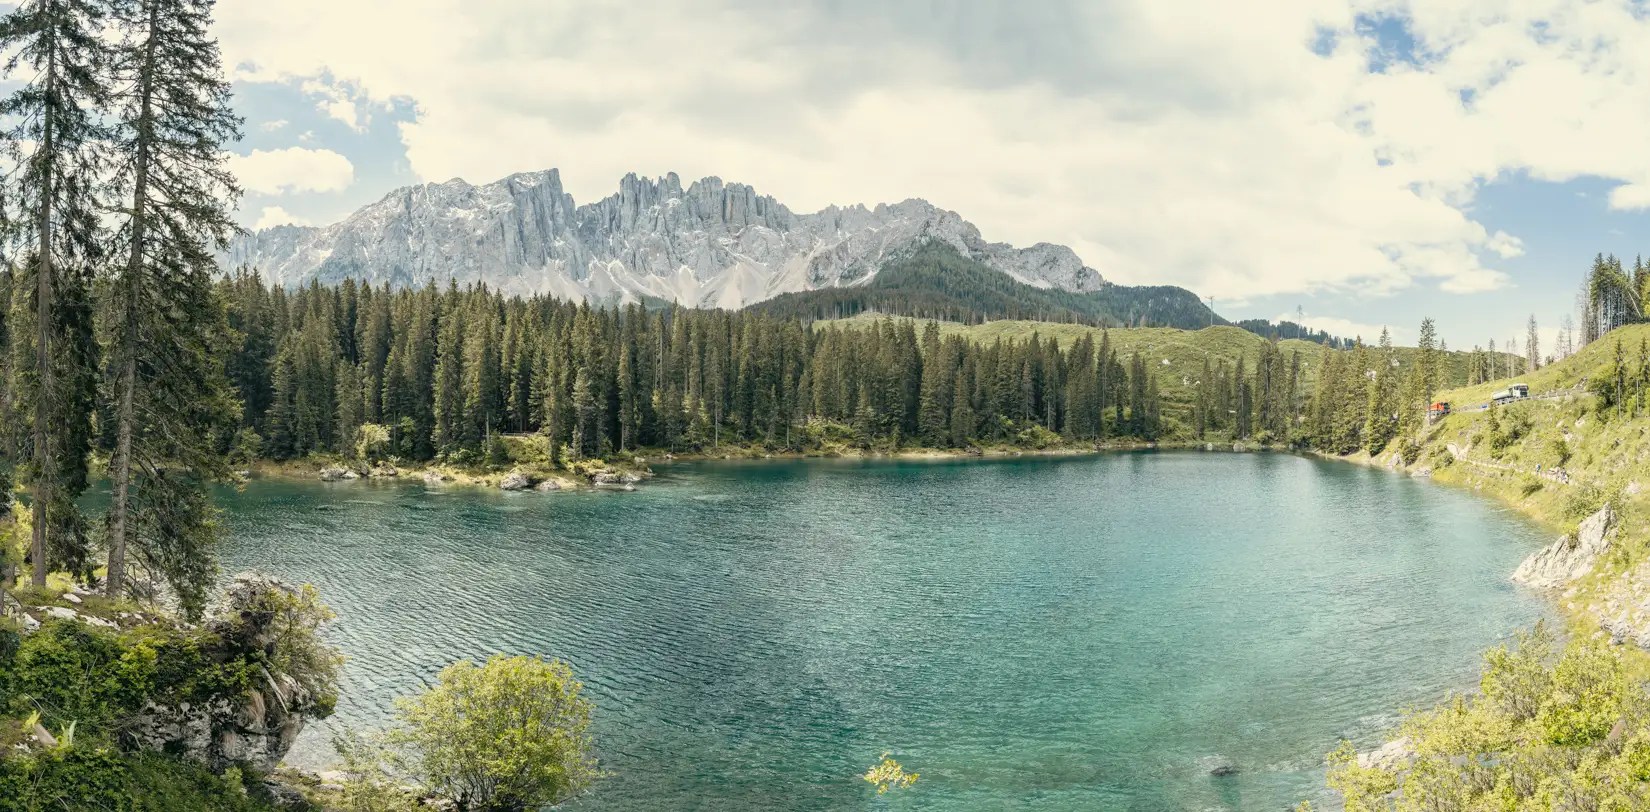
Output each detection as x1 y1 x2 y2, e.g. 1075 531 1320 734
224 170 1104 307
125 573 330 773
1511 504 1616 590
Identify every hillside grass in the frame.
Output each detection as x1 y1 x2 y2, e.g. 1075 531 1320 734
1371 323 1650 642
1307 325 1650 810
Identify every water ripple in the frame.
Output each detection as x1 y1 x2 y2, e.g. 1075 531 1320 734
219 452 1551 811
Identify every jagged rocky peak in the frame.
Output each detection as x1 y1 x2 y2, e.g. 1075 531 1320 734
223 168 1109 307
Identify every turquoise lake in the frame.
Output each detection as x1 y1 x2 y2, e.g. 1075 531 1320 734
218 451 1551 811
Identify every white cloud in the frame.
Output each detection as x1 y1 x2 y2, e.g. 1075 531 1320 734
228 147 354 195
213 1 1650 300
1608 182 1650 211
251 206 312 230
260 119 289 132
300 77 368 132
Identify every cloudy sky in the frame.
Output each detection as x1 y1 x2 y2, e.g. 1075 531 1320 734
216 0 1650 349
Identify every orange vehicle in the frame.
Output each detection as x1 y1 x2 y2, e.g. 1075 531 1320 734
1427 401 1451 422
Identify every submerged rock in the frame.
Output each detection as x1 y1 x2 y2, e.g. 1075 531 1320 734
1512 504 1615 590
1199 755 1238 777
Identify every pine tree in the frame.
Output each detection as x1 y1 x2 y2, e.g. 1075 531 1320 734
1 0 115 585
102 0 241 606
1363 328 1398 455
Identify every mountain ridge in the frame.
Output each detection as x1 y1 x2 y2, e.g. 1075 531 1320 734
223 169 1108 308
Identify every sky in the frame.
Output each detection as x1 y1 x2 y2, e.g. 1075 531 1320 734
213 0 1650 351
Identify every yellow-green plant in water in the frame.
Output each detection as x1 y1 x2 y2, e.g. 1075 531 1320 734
863 753 918 795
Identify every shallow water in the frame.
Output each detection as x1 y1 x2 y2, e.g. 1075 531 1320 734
219 451 1550 810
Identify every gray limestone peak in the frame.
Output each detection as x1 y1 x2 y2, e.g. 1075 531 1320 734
223 169 1107 306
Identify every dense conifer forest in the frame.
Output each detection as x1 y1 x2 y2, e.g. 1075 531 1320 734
750 242 1225 329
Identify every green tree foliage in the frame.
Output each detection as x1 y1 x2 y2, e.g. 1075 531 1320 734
0 748 274 812
749 242 1220 329
0 0 113 586
213 282 1171 459
101 0 242 605
1584 253 1645 345
1318 625 1650 812
386 655 599 812
1363 329 1399 455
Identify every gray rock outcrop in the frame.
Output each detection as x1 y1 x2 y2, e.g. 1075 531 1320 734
125 573 330 773
1512 504 1615 590
318 467 348 482
1357 736 1415 771
499 471 533 491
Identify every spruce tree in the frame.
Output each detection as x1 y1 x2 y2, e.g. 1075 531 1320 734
102 0 241 605
1 0 114 585
1363 328 1398 455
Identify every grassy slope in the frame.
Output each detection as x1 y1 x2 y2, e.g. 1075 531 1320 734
1383 323 1650 638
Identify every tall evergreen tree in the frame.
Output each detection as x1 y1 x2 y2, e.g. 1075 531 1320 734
1 0 114 585
102 0 241 607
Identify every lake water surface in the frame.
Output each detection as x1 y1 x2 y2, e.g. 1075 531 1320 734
219 451 1550 811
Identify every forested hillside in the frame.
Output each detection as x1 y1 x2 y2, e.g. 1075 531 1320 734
168 273 1180 464
748 243 1222 329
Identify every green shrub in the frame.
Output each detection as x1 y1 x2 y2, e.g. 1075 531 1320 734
1013 423 1061 450
1562 483 1609 522
5 621 155 737
1547 436 1572 466
1320 627 1650 811
387 655 599 811
231 583 343 717
0 746 274 811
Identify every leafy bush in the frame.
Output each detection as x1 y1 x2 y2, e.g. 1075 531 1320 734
1013 423 1062 450
3 620 262 740
386 655 599 811
1562 483 1610 522
1313 625 1650 811
0 746 274 811
321 729 423 812
354 424 391 463
232 582 344 717
4 621 154 737
801 419 860 451
1548 436 1572 467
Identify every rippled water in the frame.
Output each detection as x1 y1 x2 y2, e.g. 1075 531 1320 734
218 451 1550 811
